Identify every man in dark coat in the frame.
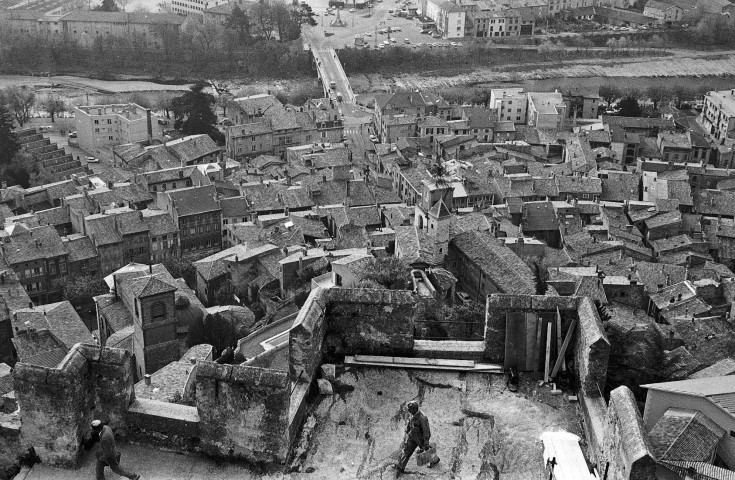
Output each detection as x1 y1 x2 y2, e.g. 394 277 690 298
91 420 140 480
395 401 439 473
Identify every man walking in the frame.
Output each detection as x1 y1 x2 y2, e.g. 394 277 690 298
90 420 140 480
394 401 439 474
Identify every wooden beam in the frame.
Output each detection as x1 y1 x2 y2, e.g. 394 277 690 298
533 317 543 374
556 307 566 372
551 316 578 379
544 322 553 383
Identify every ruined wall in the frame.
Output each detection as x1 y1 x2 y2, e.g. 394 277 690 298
195 361 290 464
598 386 657 480
484 294 578 363
575 297 610 397
323 288 416 357
12 344 135 468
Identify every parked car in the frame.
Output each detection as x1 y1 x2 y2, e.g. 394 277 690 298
68 131 77 139
38 125 53 132
432 32 441 38
349 7 356 11
157 118 169 125
369 134 378 142
86 156 99 163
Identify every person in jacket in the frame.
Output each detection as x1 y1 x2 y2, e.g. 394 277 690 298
90 420 140 480
395 401 439 473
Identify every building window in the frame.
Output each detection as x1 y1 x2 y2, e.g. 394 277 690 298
151 301 166 322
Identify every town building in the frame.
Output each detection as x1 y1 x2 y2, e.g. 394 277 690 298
157 185 222 259
490 87 528 124
527 91 567 129
700 89 735 141
643 0 682 23
74 103 154 153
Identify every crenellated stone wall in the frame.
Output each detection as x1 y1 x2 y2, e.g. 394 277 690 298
195 362 290 463
12 343 134 468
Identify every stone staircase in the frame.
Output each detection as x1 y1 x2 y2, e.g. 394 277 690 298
18 128 89 180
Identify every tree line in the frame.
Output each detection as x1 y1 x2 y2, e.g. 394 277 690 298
0 20 313 80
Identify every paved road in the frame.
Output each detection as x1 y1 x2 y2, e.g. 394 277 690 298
312 47 355 104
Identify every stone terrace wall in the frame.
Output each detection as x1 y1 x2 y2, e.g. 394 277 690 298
195 361 290 464
323 288 416 357
598 386 656 480
12 343 134 468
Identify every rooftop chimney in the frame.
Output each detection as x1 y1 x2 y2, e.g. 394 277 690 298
146 109 153 143
144 374 151 386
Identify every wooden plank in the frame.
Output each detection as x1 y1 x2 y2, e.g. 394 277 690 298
544 322 553 383
556 307 566 372
504 311 525 370
353 355 475 368
551 317 578 378
533 317 544 374
345 356 502 373
524 312 537 371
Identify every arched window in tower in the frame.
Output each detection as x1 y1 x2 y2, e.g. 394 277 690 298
151 301 166 322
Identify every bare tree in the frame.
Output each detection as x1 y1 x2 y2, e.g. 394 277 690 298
251 1 275 41
186 19 221 57
39 95 66 123
2 86 36 127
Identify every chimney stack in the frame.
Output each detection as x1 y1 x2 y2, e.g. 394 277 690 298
144 374 151 386
146 109 153 143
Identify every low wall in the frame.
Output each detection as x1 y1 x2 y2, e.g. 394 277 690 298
195 361 290 463
127 399 199 438
323 288 416 357
598 386 656 480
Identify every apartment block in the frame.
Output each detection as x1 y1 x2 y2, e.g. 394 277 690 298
490 87 528 124
74 103 153 153
701 89 735 141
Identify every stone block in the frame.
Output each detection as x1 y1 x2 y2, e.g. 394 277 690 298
321 364 336 381
2 391 16 413
317 379 333 395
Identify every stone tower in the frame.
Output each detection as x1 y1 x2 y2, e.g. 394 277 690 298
414 179 454 265
121 274 179 378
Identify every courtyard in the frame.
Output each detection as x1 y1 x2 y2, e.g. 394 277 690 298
293 366 587 479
